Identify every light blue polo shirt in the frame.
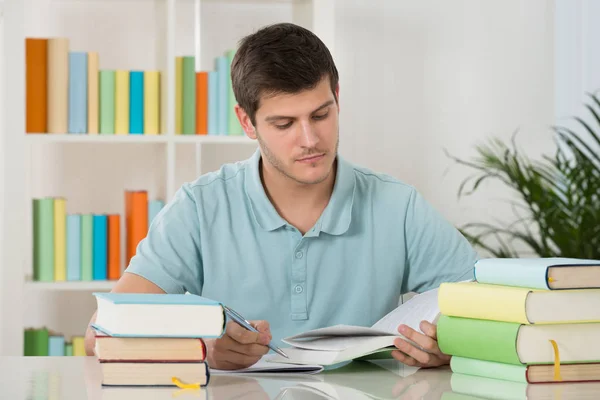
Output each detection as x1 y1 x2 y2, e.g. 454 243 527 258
126 149 478 346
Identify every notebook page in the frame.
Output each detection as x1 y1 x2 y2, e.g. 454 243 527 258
211 357 323 375
371 288 440 334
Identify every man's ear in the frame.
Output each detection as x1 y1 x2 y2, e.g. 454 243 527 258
235 105 257 139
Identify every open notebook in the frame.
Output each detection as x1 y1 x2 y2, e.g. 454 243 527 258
269 288 440 367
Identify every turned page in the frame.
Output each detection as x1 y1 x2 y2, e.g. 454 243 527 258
371 288 440 335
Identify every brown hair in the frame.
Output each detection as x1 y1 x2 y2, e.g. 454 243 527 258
231 23 339 126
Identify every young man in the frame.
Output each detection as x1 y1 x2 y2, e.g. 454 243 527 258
85 23 478 370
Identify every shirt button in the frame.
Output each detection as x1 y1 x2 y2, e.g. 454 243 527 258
294 285 303 294
295 251 303 259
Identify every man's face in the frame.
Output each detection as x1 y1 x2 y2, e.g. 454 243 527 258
247 77 339 185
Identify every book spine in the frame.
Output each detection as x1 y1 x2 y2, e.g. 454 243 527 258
474 260 549 290
66 214 81 281
26 38 47 133
87 52 99 134
227 49 243 135
48 336 65 357
99 70 116 134
68 52 88 134
107 214 121 280
24 329 35 356
53 198 67 281
175 57 183 134
65 342 74 356
195 72 208 135
450 356 528 383
80 214 93 281
115 70 130 135
129 71 144 134
208 71 218 135
148 200 165 227
125 191 148 267
182 56 196 135
37 328 49 356
93 215 108 280
72 337 85 356
144 71 160 135
47 38 69 134
216 56 228 135
33 198 54 282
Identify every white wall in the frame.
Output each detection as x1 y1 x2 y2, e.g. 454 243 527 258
0 0 5 351
335 0 555 253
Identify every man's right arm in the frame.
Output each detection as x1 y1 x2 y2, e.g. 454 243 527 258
84 272 165 355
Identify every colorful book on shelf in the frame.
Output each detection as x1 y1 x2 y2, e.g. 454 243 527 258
24 327 49 356
438 281 600 324
65 342 73 356
66 214 81 281
195 71 208 135
216 55 229 135
144 71 160 135
91 293 226 338
208 70 219 135
125 190 148 266
87 52 99 134
437 315 600 365
227 48 243 135
93 215 108 280
48 335 65 356
107 214 121 281
53 198 67 281
33 198 54 282
474 257 600 289
99 70 116 134
114 70 129 135
81 214 94 281
73 336 86 356
68 52 88 134
129 71 144 134
25 38 47 133
182 56 196 135
175 56 183 134
47 38 69 133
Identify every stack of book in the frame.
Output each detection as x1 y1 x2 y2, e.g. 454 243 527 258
92 293 226 388
32 191 164 282
24 327 85 356
25 37 161 135
437 258 600 384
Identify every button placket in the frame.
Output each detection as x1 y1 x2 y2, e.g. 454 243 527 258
290 239 308 320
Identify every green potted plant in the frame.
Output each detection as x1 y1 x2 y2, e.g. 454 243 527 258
447 93 600 258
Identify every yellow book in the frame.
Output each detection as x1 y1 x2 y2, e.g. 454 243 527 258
87 52 99 134
47 38 69 133
72 336 85 356
144 71 160 135
175 57 183 134
439 281 600 325
53 198 66 282
115 70 129 134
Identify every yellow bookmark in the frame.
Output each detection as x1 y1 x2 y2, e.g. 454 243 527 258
172 377 201 389
549 339 562 381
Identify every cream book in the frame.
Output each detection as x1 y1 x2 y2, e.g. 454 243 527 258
270 288 440 367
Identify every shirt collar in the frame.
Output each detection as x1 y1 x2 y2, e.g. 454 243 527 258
244 149 356 235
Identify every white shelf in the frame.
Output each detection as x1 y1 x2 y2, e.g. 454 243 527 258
25 134 255 144
24 281 116 291
172 135 253 144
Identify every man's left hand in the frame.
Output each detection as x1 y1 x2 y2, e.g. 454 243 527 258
391 320 450 368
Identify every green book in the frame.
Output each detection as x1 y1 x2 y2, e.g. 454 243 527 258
26 328 49 356
33 198 54 282
24 329 35 356
80 214 93 281
449 373 529 400
99 70 116 134
227 49 243 135
182 56 196 135
64 343 73 356
451 356 527 383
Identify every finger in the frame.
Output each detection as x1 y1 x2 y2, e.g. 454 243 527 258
420 320 437 340
216 334 270 357
251 320 272 336
398 324 438 353
226 321 268 345
394 338 433 365
391 349 421 367
213 346 262 368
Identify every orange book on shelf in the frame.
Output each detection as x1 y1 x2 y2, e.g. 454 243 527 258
125 191 148 267
107 214 121 280
195 71 208 135
26 38 47 133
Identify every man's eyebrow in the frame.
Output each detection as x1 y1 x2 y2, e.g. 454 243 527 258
264 100 335 123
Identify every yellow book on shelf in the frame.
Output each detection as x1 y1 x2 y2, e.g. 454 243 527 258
115 70 129 135
175 57 183 134
144 71 160 135
87 52 99 134
72 336 85 356
439 281 600 325
53 198 66 282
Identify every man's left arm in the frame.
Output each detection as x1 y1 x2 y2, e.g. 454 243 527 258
392 188 479 368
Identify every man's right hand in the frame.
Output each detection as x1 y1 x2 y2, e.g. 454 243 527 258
205 320 272 370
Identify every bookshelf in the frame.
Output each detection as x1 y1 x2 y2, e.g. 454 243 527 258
0 0 335 356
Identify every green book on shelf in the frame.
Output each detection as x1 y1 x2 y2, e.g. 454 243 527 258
182 56 196 135
24 328 49 356
33 198 54 282
99 70 116 134
227 49 243 135
81 214 93 281
65 343 73 356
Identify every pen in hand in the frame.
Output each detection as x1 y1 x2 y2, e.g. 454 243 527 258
223 305 289 359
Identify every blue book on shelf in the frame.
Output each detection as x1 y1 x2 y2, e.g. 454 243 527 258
68 52 88 134
48 336 65 356
129 71 144 134
66 214 81 281
92 215 107 280
148 200 165 227
217 56 229 135
208 70 219 135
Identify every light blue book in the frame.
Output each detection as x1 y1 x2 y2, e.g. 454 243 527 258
216 56 229 135
68 52 88 134
208 70 219 135
66 214 81 281
474 257 600 290
92 215 107 280
148 200 165 227
48 336 65 357
129 71 144 134
91 293 225 338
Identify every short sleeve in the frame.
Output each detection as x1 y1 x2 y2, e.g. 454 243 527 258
125 184 203 294
401 188 479 293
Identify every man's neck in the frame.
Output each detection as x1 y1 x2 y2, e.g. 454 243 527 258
260 159 337 234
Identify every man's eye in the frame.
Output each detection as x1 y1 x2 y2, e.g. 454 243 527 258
275 122 292 130
313 112 329 120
